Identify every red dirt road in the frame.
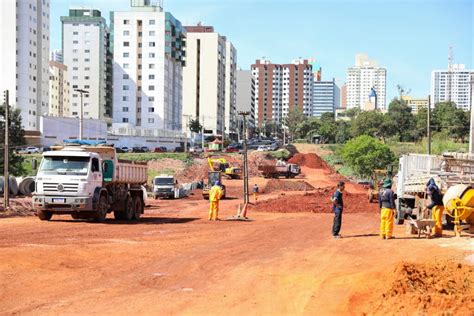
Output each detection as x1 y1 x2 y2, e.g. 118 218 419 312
0 153 472 315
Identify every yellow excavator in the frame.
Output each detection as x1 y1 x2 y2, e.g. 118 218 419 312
207 157 241 179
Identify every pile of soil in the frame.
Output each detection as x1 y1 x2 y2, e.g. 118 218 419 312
250 186 379 213
0 197 36 217
288 153 332 171
372 261 473 315
148 158 185 175
175 158 209 183
248 152 275 176
264 180 315 194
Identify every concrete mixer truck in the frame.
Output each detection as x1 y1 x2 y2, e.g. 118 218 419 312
396 152 474 234
443 184 474 236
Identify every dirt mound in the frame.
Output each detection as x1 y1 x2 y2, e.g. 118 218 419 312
264 180 315 193
250 186 379 214
371 261 474 315
175 158 209 183
148 158 185 175
288 153 332 171
0 197 36 217
248 152 275 176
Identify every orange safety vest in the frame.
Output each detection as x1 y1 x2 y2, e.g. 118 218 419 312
209 185 223 202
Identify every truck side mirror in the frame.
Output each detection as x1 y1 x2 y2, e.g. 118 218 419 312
32 158 38 170
175 180 178 185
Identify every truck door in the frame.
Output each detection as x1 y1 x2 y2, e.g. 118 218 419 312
90 158 103 187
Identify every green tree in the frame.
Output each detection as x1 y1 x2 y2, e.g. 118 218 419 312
296 117 320 139
189 119 202 134
413 107 428 140
432 102 469 141
284 107 306 139
335 121 352 144
386 98 415 141
341 135 395 178
351 110 385 139
0 105 26 176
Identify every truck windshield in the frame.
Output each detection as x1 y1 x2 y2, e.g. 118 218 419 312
39 156 90 175
154 178 174 185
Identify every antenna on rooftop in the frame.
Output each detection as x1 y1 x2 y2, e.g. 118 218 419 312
447 45 454 102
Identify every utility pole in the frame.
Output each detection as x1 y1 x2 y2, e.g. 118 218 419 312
427 95 432 155
3 90 10 210
239 111 250 204
74 89 89 140
182 114 191 152
201 116 205 151
469 77 474 154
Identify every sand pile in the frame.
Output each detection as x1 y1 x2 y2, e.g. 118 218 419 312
288 153 332 171
372 261 473 315
0 197 36 217
264 180 315 193
250 186 379 213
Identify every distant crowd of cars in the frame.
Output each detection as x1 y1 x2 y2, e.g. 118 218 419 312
16 138 281 155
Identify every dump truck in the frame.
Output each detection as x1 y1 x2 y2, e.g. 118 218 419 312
258 161 300 178
33 144 147 222
396 152 474 225
153 175 178 199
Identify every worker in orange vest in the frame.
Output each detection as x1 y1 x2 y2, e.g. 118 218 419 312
209 181 223 221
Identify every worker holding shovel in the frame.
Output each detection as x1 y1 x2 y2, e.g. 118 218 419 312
379 179 395 239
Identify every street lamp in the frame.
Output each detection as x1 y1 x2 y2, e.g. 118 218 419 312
74 89 89 140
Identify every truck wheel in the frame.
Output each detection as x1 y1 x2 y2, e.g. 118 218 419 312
113 210 126 220
94 195 108 222
38 210 52 221
133 196 143 220
124 197 134 221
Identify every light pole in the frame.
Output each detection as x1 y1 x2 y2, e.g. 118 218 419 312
74 89 89 140
469 77 474 154
2 90 10 210
239 111 250 205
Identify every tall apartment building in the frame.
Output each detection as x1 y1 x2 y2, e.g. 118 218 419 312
50 49 63 63
182 25 236 136
312 78 340 117
251 58 313 127
0 0 50 131
48 61 70 117
340 84 347 109
112 0 186 131
431 64 473 111
347 53 386 110
61 8 111 121
236 70 256 128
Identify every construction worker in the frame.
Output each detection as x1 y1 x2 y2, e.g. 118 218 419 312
379 179 396 239
426 178 444 237
253 184 259 201
209 181 223 221
331 181 345 238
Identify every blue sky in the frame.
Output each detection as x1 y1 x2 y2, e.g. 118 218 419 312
51 0 473 101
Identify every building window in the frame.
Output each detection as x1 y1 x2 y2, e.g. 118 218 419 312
148 118 154 123
123 30 130 36
123 52 129 58
84 40 90 45
123 74 129 79
84 85 90 89
149 64 155 69
149 42 155 47
122 118 128 123
149 85 155 91
84 67 90 71
73 40 79 44
122 96 129 101
148 96 154 101
149 74 155 79
149 20 155 25
85 49 90 53
123 41 130 47
149 53 155 58
149 31 155 36
73 32 78 35
123 85 129 90
148 107 154 112
84 58 90 62
123 19 129 25
73 49 78 53
84 76 89 80
123 63 129 69
122 107 129 112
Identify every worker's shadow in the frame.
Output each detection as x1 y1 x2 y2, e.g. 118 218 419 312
342 233 379 238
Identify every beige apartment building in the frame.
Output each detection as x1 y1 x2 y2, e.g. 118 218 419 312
48 61 71 117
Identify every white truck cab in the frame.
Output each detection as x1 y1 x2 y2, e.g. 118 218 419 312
153 175 177 199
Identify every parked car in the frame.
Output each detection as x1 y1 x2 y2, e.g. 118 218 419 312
140 146 150 152
257 145 272 152
189 146 203 153
115 147 126 153
120 146 133 153
154 146 167 153
132 147 145 153
19 146 41 154
174 146 185 153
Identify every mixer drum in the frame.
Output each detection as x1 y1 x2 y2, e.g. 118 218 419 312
443 184 474 223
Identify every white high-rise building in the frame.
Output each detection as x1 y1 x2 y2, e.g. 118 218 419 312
347 53 386 110
112 1 186 132
431 64 473 111
48 61 70 117
61 8 111 121
50 49 63 63
0 0 50 131
182 25 237 136
312 78 340 117
236 70 256 128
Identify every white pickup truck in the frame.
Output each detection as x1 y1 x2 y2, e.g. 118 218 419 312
33 145 147 222
396 152 474 224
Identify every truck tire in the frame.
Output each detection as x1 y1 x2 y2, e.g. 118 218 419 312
38 210 52 221
113 210 126 220
94 194 108 222
133 196 143 220
124 197 134 221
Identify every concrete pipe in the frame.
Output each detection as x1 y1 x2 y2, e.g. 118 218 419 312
0 176 19 197
18 177 36 196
